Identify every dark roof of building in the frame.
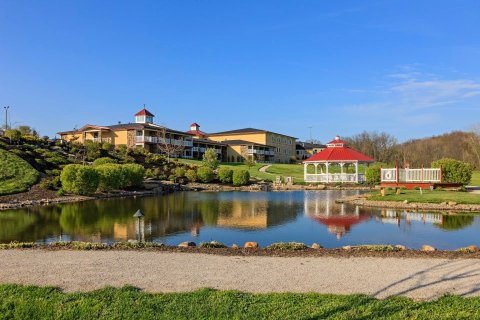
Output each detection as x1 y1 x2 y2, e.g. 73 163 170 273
209 127 297 139
296 141 327 150
187 129 208 137
192 138 226 146
220 139 275 148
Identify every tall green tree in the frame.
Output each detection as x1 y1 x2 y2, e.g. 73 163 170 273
202 148 219 170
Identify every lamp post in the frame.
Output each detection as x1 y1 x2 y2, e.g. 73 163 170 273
133 209 145 242
4 106 9 130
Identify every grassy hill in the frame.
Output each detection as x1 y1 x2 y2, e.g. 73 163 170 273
0 149 40 195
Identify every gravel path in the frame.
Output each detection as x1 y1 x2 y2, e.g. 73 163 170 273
1 250 480 300
259 165 272 173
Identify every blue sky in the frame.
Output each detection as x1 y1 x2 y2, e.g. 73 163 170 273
1 0 480 142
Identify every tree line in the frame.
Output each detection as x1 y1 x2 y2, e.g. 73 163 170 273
345 129 480 168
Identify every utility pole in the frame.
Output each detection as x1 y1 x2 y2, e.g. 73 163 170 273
4 106 9 130
308 126 313 141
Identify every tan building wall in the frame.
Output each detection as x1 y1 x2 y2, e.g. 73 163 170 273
209 133 267 145
209 131 296 164
265 132 296 164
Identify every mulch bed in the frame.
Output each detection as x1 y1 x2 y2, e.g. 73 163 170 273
0 185 58 203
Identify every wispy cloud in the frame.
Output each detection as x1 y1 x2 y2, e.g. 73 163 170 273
340 68 480 128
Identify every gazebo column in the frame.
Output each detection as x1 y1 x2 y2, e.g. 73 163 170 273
355 161 359 183
314 163 318 175
325 161 329 183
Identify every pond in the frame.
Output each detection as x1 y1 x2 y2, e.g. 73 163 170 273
1 190 479 250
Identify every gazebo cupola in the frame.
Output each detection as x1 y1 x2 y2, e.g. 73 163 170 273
303 135 374 183
135 106 155 124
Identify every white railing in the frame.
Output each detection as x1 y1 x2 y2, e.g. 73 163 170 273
91 138 112 143
136 136 193 147
305 173 365 183
381 168 441 183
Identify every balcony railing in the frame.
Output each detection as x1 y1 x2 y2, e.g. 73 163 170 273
136 136 193 147
305 173 366 183
89 138 112 143
247 149 274 155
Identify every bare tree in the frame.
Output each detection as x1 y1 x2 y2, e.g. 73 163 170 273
157 127 185 163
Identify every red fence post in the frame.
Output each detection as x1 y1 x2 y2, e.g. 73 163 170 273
396 165 399 183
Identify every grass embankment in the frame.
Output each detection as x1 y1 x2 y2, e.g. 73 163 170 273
178 159 276 181
1 285 480 319
0 149 39 195
369 189 480 205
470 171 480 186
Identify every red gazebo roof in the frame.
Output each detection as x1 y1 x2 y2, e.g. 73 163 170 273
311 215 370 228
135 108 155 117
304 135 374 162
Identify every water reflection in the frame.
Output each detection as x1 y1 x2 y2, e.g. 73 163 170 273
304 191 372 239
0 191 479 249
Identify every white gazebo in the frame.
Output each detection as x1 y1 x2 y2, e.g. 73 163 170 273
303 136 375 183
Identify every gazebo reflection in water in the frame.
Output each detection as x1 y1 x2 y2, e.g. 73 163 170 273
304 191 371 239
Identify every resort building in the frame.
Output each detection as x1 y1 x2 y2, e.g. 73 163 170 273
58 108 225 160
296 141 326 161
208 128 297 164
58 107 298 164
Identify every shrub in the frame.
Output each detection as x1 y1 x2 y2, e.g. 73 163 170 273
121 163 145 188
267 242 308 250
144 168 160 179
60 164 100 195
39 176 61 190
84 140 102 161
218 167 233 184
365 164 381 184
185 169 198 182
199 241 227 248
101 142 114 151
92 157 117 166
202 148 219 170
232 169 250 186
56 188 65 196
432 158 473 185
174 167 186 178
96 164 124 192
197 167 214 183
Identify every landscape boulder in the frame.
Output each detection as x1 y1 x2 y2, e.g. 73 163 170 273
244 242 259 249
422 245 436 252
178 241 196 248
311 243 322 249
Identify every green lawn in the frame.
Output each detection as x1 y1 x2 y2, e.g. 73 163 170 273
0 285 480 319
0 149 39 195
2 285 480 319
470 171 480 186
369 189 480 205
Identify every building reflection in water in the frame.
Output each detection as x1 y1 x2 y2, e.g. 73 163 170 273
304 191 371 239
377 210 444 227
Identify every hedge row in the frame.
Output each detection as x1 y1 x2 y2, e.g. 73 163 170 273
60 163 145 195
185 167 250 186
